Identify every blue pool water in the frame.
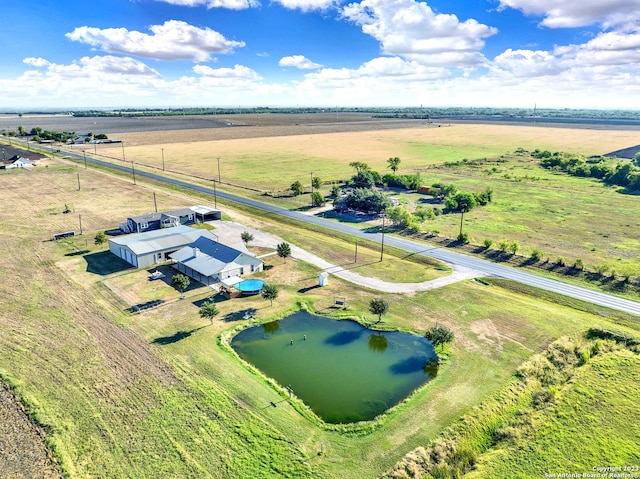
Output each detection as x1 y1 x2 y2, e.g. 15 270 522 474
236 279 265 292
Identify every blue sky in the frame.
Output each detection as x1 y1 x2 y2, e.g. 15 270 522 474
1 0 638 109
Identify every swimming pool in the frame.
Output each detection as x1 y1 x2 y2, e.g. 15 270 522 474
235 279 265 294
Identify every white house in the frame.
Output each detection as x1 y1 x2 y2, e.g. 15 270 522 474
170 236 263 286
108 225 216 268
2 157 33 169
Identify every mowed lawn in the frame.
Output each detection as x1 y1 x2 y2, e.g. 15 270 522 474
0 161 638 478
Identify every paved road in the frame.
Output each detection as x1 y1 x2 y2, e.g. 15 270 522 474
64 151 640 317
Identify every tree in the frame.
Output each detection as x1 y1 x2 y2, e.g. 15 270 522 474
199 300 219 324
276 242 291 263
17 125 25 136
445 192 477 213
336 188 392 214
352 170 375 188
171 273 190 299
94 231 107 245
385 206 413 229
424 325 454 351
290 180 304 196
289 180 304 196
261 284 278 306
312 176 322 190
311 191 325 207
241 231 254 247
369 298 389 323
387 156 401 173
349 161 370 173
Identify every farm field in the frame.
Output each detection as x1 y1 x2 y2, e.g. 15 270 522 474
97 122 639 189
75 119 640 280
1 161 638 478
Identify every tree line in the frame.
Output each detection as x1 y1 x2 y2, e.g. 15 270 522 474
535 149 640 191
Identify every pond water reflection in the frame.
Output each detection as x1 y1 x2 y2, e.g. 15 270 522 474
231 311 438 423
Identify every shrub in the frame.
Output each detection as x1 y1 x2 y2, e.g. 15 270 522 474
457 232 469 243
483 238 493 249
530 248 542 261
573 258 584 270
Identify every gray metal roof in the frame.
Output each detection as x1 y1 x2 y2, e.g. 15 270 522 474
109 225 215 255
170 236 260 278
129 208 194 224
129 212 162 223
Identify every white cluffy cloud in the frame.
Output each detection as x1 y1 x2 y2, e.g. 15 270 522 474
497 0 640 29
66 20 245 62
153 0 259 10
24 55 162 78
156 0 336 10
193 64 262 80
342 0 497 66
273 0 337 11
493 29 640 78
279 55 323 69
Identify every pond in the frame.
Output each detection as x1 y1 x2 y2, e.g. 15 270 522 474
230 311 438 423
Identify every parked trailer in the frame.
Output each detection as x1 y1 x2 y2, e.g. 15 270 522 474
52 231 76 241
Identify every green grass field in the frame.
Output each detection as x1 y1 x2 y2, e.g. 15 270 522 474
469 348 640 478
1 130 639 478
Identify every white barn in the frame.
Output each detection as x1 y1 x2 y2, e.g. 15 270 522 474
108 225 216 268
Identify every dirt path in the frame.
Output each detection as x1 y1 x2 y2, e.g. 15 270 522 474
212 220 482 293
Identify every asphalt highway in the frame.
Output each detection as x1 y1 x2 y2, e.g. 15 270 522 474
67 151 640 317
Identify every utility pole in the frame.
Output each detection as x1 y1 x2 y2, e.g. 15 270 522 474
153 192 157 213
78 214 83 235
83 150 87 169
354 239 358 263
217 157 221 182
77 173 81 191
213 179 217 208
380 214 386 262
131 161 136 185
121 141 126 162
458 201 468 239
161 148 165 171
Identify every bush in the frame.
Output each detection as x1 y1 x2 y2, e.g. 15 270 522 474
530 248 542 261
483 238 493 249
311 191 325 207
457 233 469 243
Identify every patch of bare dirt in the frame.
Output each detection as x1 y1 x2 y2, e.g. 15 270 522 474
0 382 61 479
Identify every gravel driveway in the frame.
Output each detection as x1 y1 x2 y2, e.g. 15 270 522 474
212 221 481 293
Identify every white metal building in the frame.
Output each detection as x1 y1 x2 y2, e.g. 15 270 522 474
108 225 217 268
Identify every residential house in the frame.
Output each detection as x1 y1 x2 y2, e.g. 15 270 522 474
170 236 263 286
2 156 34 169
121 206 221 233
